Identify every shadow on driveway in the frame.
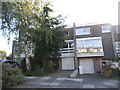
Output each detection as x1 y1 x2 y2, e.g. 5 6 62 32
44 70 73 78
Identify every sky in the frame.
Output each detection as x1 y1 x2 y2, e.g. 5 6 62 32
0 0 119 56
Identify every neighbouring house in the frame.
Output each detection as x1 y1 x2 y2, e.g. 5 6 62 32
60 23 118 74
12 40 34 60
112 25 120 58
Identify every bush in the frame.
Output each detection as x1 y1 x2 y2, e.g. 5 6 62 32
2 63 24 88
24 68 45 76
24 66 56 76
21 58 27 73
118 60 120 66
32 68 45 76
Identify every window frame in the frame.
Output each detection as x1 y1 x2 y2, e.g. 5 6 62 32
76 27 91 35
115 41 120 51
65 30 69 36
101 25 111 33
76 37 104 57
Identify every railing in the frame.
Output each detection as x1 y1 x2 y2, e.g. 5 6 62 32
60 48 74 57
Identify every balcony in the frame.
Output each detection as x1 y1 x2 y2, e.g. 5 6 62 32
60 48 74 57
76 37 104 57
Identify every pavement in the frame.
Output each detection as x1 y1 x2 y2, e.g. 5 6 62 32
12 71 119 88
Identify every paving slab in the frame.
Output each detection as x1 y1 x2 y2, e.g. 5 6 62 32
41 77 51 80
104 82 116 86
94 85 107 88
40 82 50 86
56 78 66 81
24 76 37 80
72 78 82 82
83 84 94 88
49 82 60 86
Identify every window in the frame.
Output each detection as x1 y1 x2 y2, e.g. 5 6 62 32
76 27 90 35
65 30 69 36
118 54 120 58
116 27 118 34
115 41 120 51
102 25 111 33
76 37 104 57
116 26 120 34
69 43 74 48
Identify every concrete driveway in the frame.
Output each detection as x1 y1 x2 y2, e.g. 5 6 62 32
12 71 119 88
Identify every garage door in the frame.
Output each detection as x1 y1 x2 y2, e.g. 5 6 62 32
62 57 75 70
79 58 94 74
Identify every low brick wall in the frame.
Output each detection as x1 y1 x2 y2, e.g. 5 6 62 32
102 65 112 77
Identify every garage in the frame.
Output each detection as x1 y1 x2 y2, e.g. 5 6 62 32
79 58 95 74
62 57 75 70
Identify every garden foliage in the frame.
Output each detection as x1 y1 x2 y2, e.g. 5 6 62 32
2 63 24 88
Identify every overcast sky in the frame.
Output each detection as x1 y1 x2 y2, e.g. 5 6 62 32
50 0 119 26
0 0 119 56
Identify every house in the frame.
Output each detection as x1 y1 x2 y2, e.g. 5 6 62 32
60 23 117 74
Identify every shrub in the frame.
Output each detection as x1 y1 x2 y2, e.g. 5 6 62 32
24 66 56 76
32 68 45 76
2 63 24 88
118 60 120 66
21 58 27 73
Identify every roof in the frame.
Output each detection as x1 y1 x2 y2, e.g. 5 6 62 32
65 23 112 29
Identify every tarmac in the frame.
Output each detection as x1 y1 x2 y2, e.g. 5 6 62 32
12 71 119 88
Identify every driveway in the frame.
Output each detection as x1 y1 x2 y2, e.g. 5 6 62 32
12 71 119 88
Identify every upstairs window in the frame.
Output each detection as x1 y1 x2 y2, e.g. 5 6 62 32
65 30 69 36
76 37 104 57
102 25 111 33
76 27 90 35
115 42 120 56
116 26 120 34
115 41 120 50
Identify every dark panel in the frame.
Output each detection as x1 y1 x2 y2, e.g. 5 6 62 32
101 33 115 60
66 28 74 40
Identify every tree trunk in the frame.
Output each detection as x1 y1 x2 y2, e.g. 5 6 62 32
24 42 31 72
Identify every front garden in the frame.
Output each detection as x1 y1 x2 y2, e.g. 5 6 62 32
2 63 24 88
101 60 120 80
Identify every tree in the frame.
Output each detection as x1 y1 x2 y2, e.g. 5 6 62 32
1 1 66 72
2 1 42 72
0 50 6 59
31 3 66 70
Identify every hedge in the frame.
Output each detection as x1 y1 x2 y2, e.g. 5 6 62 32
2 63 24 88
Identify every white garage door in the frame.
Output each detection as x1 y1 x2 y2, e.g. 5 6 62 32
62 57 75 70
79 58 94 74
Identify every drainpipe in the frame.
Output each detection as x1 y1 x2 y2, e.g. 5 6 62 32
73 23 79 71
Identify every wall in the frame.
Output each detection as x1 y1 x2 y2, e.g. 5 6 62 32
93 58 101 73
